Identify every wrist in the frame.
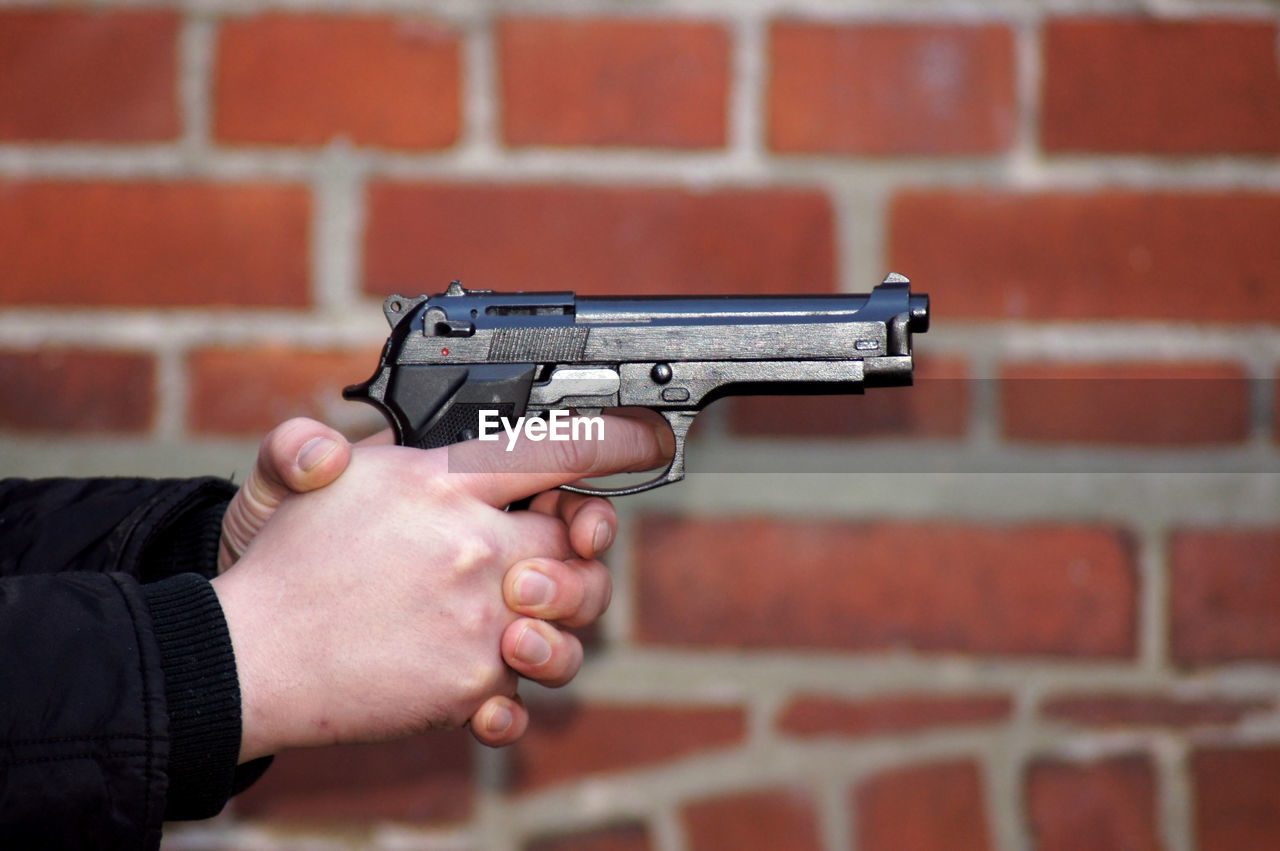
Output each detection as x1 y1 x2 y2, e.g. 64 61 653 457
212 561 332 762
209 567 278 763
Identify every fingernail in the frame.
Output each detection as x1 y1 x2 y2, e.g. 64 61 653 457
515 626 552 666
593 520 614 555
515 570 556 607
297 437 338 472
488 705 513 735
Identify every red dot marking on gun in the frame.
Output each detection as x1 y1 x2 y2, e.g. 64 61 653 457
442 348 449 356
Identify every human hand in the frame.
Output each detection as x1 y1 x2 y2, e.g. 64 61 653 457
473 486 622 746
220 416 644 746
211 413 670 761
218 418 353 574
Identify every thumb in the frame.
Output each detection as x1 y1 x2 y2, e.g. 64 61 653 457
218 417 352 572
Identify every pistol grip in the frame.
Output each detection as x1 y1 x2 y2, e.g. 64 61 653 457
345 364 536 450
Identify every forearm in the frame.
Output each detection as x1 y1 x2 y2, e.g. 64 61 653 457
0 573 169 849
0 475 264 831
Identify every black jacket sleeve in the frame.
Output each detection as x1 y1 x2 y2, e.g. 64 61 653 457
0 476 261 850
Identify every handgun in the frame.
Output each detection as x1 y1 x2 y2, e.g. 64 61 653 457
344 274 930 495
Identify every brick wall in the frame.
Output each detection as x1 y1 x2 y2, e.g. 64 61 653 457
2 2 1278 850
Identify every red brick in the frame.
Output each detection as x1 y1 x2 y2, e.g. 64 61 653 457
1026 755 1161 851
232 732 472 823
363 182 835 297
0 348 154 434
500 18 728 149
1043 19 1280 154
682 788 822 851
768 22 1015 155
0 180 309 308
509 702 746 792
0 10 179 142
1193 746 1280 851
779 693 1012 738
1001 362 1250 446
215 14 460 149
1042 693 1271 728
1170 529 1280 665
526 824 651 851
857 760 991 851
729 355 968 438
188 345 381 436
635 517 1136 658
889 190 1280 321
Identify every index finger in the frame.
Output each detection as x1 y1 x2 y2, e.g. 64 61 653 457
446 412 673 506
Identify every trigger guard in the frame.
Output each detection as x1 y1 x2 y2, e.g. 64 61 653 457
556 410 695 497
557 465 683 497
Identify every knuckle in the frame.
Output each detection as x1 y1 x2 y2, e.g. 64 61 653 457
441 536 495 580
457 594 503 634
559 566 589 614
577 555 609 595
587 562 614 616
581 496 615 520
459 658 511 704
413 446 457 490
268 417 318 451
257 420 292 459
548 434 600 476
545 635 583 687
599 570 614 613
558 563 610 629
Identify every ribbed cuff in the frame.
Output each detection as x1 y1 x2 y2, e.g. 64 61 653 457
142 573 243 820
